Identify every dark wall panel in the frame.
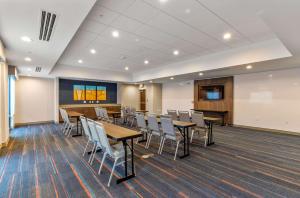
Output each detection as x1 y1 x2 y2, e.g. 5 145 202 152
59 79 117 105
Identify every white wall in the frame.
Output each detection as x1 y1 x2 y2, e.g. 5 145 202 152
15 76 55 124
0 40 9 145
234 68 300 133
118 84 140 109
162 80 194 114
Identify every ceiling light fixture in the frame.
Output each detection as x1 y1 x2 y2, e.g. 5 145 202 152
199 72 203 76
159 0 169 3
185 9 191 14
170 77 174 80
223 32 232 40
27 68 32 71
125 66 129 71
144 60 149 64
112 30 119 38
173 50 179 56
90 49 96 54
24 57 32 62
149 80 153 83
246 65 252 69
78 59 83 64
21 36 32 42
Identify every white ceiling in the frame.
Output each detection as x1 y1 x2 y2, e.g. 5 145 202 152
0 0 96 75
1 0 300 82
57 0 276 73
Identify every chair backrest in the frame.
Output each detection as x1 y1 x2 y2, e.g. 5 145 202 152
191 112 206 128
130 107 136 114
95 122 113 156
62 109 71 123
147 114 160 132
167 110 178 120
87 118 101 145
136 113 147 129
160 117 176 137
80 116 93 141
102 108 109 119
178 111 190 122
59 108 66 122
95 107 101 118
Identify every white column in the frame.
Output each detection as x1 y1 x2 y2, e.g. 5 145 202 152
0 40 9 147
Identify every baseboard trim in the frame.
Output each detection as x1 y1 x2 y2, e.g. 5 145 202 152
0 138 10 149
233 124 300 137
15 120 55 127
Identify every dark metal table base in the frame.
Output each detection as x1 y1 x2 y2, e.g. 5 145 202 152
117 138 136 184
72 117 83 137
178 127 190 159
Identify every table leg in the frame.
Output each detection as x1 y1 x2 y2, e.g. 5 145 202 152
117 139 136 184
207 122 215 146
72 117 82 137
179 127 190 159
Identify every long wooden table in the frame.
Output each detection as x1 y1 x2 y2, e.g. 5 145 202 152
97 121 142 184
67 111 84 137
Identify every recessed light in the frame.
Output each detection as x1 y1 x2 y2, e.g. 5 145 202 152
144 60 149 64
173 50 179 56
199 72 204 76
159 0 169 3
24 57 32 62
90 49 96 54
112 30 119 38
268 74 273 78
125 66 129 71
170 77 174 80
78 59 83 64
149 80 153 83
135 38 140 42
185 9 191 14
246 65 252 69
21 36 32 42
27 68 32 71
223 32 232 40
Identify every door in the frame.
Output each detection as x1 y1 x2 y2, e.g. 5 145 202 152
140 89 146 111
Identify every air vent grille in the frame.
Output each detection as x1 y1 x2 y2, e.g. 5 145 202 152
35 67 42 72
39 10 56 41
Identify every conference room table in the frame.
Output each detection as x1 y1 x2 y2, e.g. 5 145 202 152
99 122 142 184
67 111 84 137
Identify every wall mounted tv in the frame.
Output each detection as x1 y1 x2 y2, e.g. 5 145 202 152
200 85 224 100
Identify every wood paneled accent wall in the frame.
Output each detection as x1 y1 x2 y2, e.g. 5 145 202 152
59 104 121 122
194 77 233 124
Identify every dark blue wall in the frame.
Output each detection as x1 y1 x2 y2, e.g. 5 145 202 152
59 79 117 105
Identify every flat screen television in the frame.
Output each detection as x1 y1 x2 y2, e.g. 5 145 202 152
200 85 224 100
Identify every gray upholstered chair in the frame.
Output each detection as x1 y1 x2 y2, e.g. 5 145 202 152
86 118 102 164
190 112 208 146
135 113 149 143
80 116 94 157
178 111 190 122
167 110 178 120
159 117 183 160
146 114 162 150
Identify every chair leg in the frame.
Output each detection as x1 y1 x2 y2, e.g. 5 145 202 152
190 129 194 143
67 126 73 137
146 134 152 149
82 140 90 157
108 158 118 187
159 137 166 155
98 152 107 174
158 136 163 154
174 140 180 160
90 145 98 165
88 143 96 164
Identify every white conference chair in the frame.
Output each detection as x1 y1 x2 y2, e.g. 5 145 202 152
61 109 77 137
86 118 103 165
159 117 183 160
95 122 127 187
59 108 68 134
80 116 94 157
101 108 113 123
95 107 102 120
190 112 208 146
